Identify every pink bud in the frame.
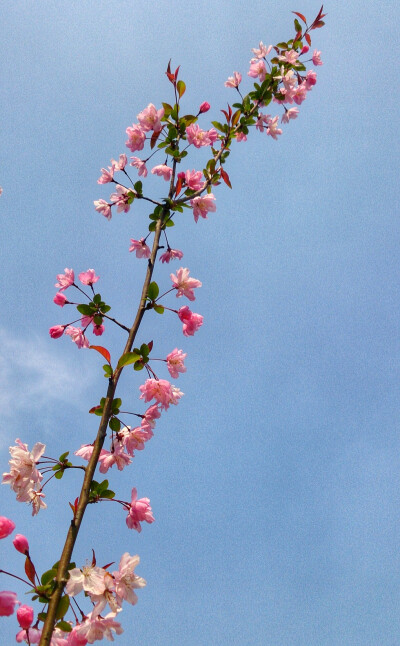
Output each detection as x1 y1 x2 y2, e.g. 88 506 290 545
13 534 29 555
0 516 15 539
17 604 34 630
53 292 68 307
49 325 65 339
301 45 309 54
0 591 18 616
199 101 210 114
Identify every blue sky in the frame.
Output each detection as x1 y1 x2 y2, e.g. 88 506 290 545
1 1 399 644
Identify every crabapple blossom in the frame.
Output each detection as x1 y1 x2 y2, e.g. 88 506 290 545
98 440 132 473
92 323 104 336
184 169 204 191
13 534 29 554
93 198 112 220
17 604 34 630
190 193 216 222
159 248 184 263
312 49 323 65
252 41 272 59
170 267 202 301
0 591 18 616
137 103 164 132
55 268 74 290
130 157 148 177
53 292 68 307
151 164 173 181
267 116 283 140
256 113 271 133
78 269 99 285
198 101 210 113
141 403 161 430
113 553 146 606
125 124 146 152
64 326 89 349
2 439 45 504
178 305 204 336
73 611 123 644
186 124 218 148
126 488 155 532
97 166 114 184
110 184 133 213
66 565 107 597
139 378 183 410
123 426 153 455
89 571 120 616
248 59 267 82
166 348 187 379
225 71 242 88
305 70 317 89
0 516 15 539
111 153 128 171
236 131 247 142
49 324 65 339
16 627 42 643
278 49 299 65
29 489 47 516
281 107 299 123
129 238 151 259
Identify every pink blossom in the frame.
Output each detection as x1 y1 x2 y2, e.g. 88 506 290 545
125 124 146 152
110 184 133 213
13 534 29 554
64 326 89 349
0 591 18 616
305 70 317 89
130 157 148 177
53 292 68 307
312 49 323 65
178 306 204 336
92 324 104 336
16 627 41 643
73 611 123 644
281 107 299 124
89 571 120 616
267 115 283 139
29 490 47 516
186 124 218 148
126 488 155 532
97 166 114 184
137 103 164 132
66 565 106 597
17 605 34 630
113 553 146 606
225 71 242 88
256 113 271 133
129 238 151 259
252 42 272 59
185 169 204 191
75 444 97 461
278 50 299 65
49 325 65 339
199 101 210 113
151 164 173 181
0 516 15 539
190 193 216 222
142 404 161 429
292 82 308 105
123 426 152 455
111 153 128 171
78 269 99 285
98 440 131 473
171 267 202 301
248 59 267 82
166 348 187 379
2 439 45 506
93 199 112 220
55 268 74 291
159 248 184 263
65 627 88 645
0 187 2 195
236 131 247 142
139 378 180 410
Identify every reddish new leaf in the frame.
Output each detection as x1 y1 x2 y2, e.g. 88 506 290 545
305 33 311 46
312 20 325 29
166 60 175 84
91 549 96 566
220 168 232 189
175 175 183 197
102 561 116 570
89 345 111 364
89 405 102 414
174 65 180 81
150 129 161 150
292 11 307 23
294 29 303 42
147 340 154 352
25 556 36 585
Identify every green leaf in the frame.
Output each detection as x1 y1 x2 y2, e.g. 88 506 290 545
134 361 144 370
93 315 103 326
77 304 94 316
153 304 165 314
117 352 141 369
140 343 149 356
38 612 47 622
97 480 109 493
54 470 64 479
56 621 72 633
134 180 143 194
41 569 57 586
176 79 186 97
58 451 69 462
109 417 121 432
147 282 159 300
148 221 157 232
101 305 111 313
164 219 175 227
56 595 70 620
211 121 226 133
101 489 116 499
181 114 197 126
112 398 122 413
92 293 101 304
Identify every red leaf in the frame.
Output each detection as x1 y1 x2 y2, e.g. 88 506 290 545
175 175 183 197
305 33 311 46
102 561 115 570
220 168 232 189
292 11 307 23
89 405 102 414
166 60 175 84
174 65 180 81
312 20 325 29
25 556 36 585
228 104 232 119
89 345 111 364
294 29 302 42
147 340 154 352
150 129 161 150
92 549 96 566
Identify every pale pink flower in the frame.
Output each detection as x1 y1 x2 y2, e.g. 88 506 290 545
13 534 29 554
225 71 242 88
312 49 323 65
186 124 218 148
266 116 283 139
292 82 308 105
98 441 131 474
89 572 120 616
78 269 99 285
151 164 173 181
278 50 299 65
256 113 271 133
111 153 128 171
125 123 146 152
185 169 204 191
129 238 151 259
126 488 155 532
55 268 74 291
178 306 204 336
252 42 272 59
29 490 47 516
137 103 164 132
123 426 152 455
0 516 15 539
97 166 114 184
159 248 184 263
64 326 89 349
139 378 176 410
2 439 45 505
130 157 148 177
281 107 299 124
305 70 317 89
171 267 202 301
73 611 123 643
282 69 297 91
236 131 247 142
93 199 112 220
142 404 161 429
66 565 106 597
17 605 34 630
166 348 187 379
190 193 216 222
0 591 18 616
16 627 42 643
53 292 68 307
75 444 96 461
113 553 146 606
248 59 267 82
199 101 210 113
110 184 133 213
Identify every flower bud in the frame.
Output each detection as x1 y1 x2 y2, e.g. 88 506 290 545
199 101 210 114
0 591 18 616
53 292 68 306
0 516 15 539
13 534 29 555
301 45 309 54
17 604 34 630
49 325 65 339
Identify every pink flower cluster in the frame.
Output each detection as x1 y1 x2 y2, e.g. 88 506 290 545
2 439 47 515
186 124 218 148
